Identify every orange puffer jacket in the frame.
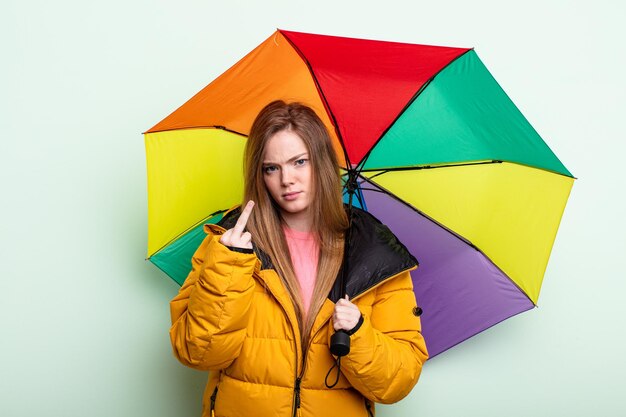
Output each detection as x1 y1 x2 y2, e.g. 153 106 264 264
170 209 428 417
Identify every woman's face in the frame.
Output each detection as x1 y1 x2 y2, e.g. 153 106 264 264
262 129 314 227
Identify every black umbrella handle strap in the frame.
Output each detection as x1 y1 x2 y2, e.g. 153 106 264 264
324 356 342 388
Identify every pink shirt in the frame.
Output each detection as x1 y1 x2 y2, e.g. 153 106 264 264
283 226 319 317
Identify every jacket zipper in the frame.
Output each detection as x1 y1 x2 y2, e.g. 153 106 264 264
209 386 218 417
293 376 302 417
292 322 325 416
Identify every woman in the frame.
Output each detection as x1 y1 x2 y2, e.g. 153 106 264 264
169 101 428 417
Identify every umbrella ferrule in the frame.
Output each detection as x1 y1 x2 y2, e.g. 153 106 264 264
345 169 359 195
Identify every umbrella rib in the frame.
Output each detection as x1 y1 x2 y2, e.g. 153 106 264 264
144 125 248 137
355 48 474 168
355 186 386 194
363 160 504 180
362 160 576 179
279 30 352 169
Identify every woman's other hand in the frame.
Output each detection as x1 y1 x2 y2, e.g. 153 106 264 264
332 295 361 332
219 201 255 249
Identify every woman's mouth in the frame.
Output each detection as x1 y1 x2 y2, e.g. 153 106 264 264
282 191 301 201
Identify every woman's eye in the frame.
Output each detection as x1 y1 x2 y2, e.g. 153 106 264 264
263 166 278 174
295 159 307 166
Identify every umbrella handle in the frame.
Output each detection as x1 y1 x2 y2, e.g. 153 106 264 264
331 169 360 358
330 329 350 357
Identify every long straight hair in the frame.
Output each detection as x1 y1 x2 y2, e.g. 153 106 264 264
243 101 348 347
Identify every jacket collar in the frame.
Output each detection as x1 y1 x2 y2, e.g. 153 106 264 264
218 205 418 303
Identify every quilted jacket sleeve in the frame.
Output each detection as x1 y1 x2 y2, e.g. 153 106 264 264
341 270 428 404
169 226 258 371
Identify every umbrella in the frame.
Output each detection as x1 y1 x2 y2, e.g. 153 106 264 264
144 30 574 358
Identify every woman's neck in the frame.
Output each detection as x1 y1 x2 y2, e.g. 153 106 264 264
280 210 313 233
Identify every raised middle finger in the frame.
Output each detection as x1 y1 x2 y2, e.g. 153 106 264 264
233 200 255 235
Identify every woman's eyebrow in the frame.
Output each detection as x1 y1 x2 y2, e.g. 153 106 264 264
263 153 309 165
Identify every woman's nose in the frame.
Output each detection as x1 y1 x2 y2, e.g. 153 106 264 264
281 167 295 185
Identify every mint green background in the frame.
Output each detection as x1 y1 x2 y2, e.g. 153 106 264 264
1 1 623 416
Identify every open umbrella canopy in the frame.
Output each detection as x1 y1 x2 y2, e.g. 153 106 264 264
144 29 574 358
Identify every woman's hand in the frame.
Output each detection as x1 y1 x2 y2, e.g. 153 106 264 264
219 201 255 249
332 295 362 332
